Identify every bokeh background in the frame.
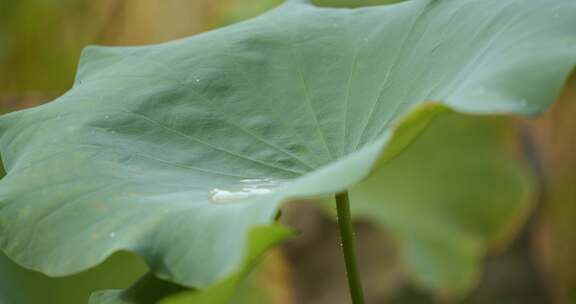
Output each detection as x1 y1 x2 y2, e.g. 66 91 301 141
0 0 574 303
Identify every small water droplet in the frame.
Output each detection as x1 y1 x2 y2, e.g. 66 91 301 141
195 78 200 83
554 11 561 19
109 232 116 238
110 130 116 134
209 179 282 204
239 178 273 184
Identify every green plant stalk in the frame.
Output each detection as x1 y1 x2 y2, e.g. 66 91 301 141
335 191 365 304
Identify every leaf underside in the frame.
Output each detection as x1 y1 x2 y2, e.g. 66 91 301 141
0 0 574 302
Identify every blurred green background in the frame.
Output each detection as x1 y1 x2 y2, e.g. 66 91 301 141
0 1 574 303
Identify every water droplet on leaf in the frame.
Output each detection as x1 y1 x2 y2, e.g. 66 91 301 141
209 178 281 204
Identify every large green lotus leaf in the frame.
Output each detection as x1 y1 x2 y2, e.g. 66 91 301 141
0 0 574 301
350 113 533 295
0 162 146 304
150 112 531 303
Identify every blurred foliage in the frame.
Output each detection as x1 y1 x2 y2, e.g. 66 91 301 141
0 0 109 93
0 248 292 304
0 0 220 94
0 250 146 304
0 0 400 94
351 113 533 296
312 0 402 7
530 74 576 304
213 0 401 26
